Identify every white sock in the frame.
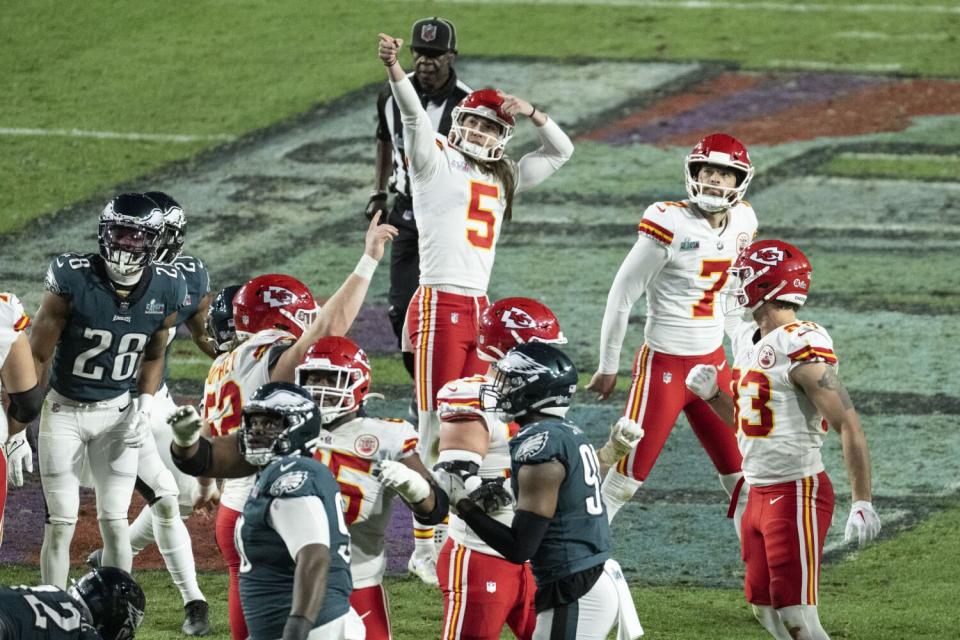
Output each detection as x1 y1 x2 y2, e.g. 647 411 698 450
100 518 133 572
128 505 155 554
777 605 830 640
752 604 792 640
41 522 76 588
412 514 435 558
601 468 642 523
153 496 205 604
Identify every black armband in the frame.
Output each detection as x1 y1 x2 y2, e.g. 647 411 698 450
413 480 449 526
170 437 213 477
8 384 43 423
458 506 550 564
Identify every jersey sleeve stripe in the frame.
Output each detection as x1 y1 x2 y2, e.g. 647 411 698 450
788 346 837 364
13 314 29 331
637 220 674 245
401 438 419 453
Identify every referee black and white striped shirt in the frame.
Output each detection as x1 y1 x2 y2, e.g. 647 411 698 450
376 70 472 201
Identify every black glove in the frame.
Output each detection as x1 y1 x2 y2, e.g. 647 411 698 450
468 477 514 513
365 191 389 220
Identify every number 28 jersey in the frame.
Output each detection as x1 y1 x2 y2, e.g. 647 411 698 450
202 328 294 511
730 321 838 486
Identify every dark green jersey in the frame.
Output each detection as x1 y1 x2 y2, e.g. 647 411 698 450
170 255 210 326
0 585 101 639
45 253 187 402
509 418 611 585
159 254 211 385
238 455 353 640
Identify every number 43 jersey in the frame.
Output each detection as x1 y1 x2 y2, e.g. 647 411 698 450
312 416 419 588
730 321 838 486
509 419 611 586
0 584 100 639
44 253 187 402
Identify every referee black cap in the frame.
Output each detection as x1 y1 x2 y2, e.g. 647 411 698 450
411 17 457 54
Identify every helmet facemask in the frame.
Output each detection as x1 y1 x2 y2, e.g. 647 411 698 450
155 208 186 263
449 108 514 162
297 363 366 425
240 409 290 467
98 221 161 277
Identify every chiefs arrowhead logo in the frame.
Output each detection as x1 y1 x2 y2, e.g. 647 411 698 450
263 286 296 308
500 306 536 330
749 247 785 267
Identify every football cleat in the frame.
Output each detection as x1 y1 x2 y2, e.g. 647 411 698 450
407 551 439 586
182 599 211 636
85 548 103 569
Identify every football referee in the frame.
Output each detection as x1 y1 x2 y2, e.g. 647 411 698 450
365 16 472 382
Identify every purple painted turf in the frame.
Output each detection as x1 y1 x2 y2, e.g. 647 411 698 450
605 72 890 146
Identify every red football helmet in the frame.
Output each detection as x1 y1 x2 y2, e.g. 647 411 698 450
233 274 319 339
684 133 754 212
449 89 515 161
295 336 371 424
728 239 812 313
477 297 566 362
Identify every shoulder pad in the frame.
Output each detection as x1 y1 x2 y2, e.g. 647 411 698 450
0 293 29 331
637 202 678 247
45 253 95 296
786 322 836 365
438 377 485 422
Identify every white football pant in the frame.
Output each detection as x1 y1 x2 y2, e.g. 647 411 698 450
128 385 204 604
39 390 137 588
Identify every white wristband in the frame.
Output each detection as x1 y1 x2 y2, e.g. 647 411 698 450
137 393 155 415
353 254 379 280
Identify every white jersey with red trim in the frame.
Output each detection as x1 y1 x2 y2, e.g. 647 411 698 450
731 320 838 486
313 416 419 588
437 374 516 558
0 292 30 441
201 328 295 511
638 200 757 355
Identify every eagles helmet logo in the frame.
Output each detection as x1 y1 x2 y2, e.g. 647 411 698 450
269 470 308 496
514 430 550 462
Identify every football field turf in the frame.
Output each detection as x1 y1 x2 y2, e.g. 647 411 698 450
1 1 958 638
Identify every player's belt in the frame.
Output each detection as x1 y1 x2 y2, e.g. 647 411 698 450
47 388 131 410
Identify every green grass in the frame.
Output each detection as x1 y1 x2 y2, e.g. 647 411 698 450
1 0 958 234
822 153 960 181
8 498 958 639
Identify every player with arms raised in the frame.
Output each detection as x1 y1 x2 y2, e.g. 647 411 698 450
685 239 879 640
588 134 759 533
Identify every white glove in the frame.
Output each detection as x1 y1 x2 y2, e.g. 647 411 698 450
4 430 33 487
431 465 482 514
685 364 720 401
844 500 881 546
596 417 644 466
168 405 203 448
376 460 431 504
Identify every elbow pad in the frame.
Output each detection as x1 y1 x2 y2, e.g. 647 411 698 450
413 480 450 526
8 384 44 423
170 437 213 477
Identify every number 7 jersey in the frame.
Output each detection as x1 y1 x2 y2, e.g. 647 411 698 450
730 321 838 486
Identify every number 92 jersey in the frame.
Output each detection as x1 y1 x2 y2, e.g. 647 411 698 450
509 419 610 586
730 320 838 486
0 584 100 639
45 253 187 402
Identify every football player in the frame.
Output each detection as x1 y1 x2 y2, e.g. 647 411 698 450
377 33 574 570
234 382 364 640
295 336 446 639
0 567 145 640
437 343 642 640
169 214 397 640
89 191 214 634
30 193 187 588
587 133 759 535
1 292 42 547
685 240 879 640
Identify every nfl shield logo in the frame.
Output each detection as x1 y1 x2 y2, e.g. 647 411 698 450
420 24 438 42
486 581 497 593
662 372 672 384
451 312 459 324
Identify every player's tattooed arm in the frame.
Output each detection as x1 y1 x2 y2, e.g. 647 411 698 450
28 291 70 385
816 366 855 411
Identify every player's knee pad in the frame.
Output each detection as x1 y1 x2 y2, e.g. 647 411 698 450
98 517 129 547
776 605 828 640
151 495 180 527
44 521 76 543
45 511 79 527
